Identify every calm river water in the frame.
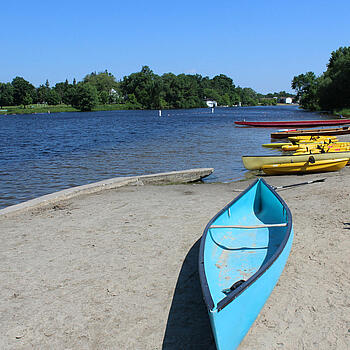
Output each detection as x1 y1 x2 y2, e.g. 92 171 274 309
0 105 329 209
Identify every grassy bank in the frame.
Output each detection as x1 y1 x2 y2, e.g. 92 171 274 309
334 108 350 117
0 104 134 115
0 104 77 115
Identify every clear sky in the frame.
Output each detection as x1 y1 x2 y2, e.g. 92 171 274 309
1 0 349 94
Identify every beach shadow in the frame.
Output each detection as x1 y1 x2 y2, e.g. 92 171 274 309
162 239 216 350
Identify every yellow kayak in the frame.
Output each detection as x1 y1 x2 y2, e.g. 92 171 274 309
288 135 338 142
261 158 349 175
295 138 338 144
281 144 301 151
294 144 350 154
285 142 350 152
262 142 292 149
242 151 350 170
295 147 350 155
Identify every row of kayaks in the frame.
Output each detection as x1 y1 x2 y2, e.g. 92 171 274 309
263 135 350 152
244 133 350 175
263 135 339 150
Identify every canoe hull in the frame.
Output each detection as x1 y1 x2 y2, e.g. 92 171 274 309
199 179 293 349
209 231 293 349
235 120 350 127
262 159 348 175
271 126 350 139
242 151 350 170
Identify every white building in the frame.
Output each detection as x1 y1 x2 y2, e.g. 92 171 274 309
205 99 218 108
280 97 293 104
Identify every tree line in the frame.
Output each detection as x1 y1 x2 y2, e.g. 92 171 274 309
0 67 294 112
292 46 350 112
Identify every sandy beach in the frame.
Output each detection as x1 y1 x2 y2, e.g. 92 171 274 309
0 168 349 349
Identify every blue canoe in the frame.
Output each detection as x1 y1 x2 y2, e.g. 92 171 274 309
199 178 293 349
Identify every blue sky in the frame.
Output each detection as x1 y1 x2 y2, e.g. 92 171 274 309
1 0 349 94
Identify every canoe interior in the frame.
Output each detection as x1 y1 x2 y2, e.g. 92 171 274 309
203 179 289 310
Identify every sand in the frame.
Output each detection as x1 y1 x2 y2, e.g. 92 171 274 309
0 169 349 349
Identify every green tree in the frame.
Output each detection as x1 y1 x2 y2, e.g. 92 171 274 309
125 93 142 109
291 72 319 110
120 66 162 109
259 98 277 106
46 90 60 105
209 74 238 106
99 90 109 104
53 80 69 104
203 88 220 102
231 92 241 105
11 77 36 106
159 73 181 108
159 96 168 109
0 83 14 107
238 87 259 106
174 74 203 108
83 70 118 95
36 84 49 103
221 93 231 106
22 93 33 107
317 46 350 110
71 83 99 111
62 84 77 105
327 46 350 71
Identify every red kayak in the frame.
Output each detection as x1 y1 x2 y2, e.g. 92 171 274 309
235 119 350 127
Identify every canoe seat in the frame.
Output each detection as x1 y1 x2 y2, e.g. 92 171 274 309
222 279 246 294
209 223 287 229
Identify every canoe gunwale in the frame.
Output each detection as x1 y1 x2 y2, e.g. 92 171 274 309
198 178 293 313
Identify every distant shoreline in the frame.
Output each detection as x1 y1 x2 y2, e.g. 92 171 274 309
0 103 300 116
